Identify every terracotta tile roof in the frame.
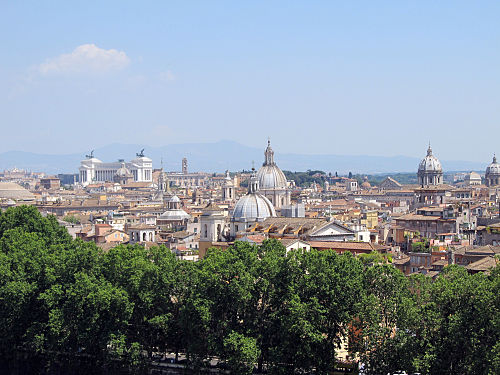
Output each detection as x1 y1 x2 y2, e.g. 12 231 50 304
308 241 389 252
432 259 448 266
395 213 451 222
393 255 410 265
466 256 498 272
128 224 156 230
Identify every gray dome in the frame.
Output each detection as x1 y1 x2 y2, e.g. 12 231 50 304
232 167 276 222
159 209 190 221
486 155 500 176
257 140 288 189
257 165 287 189
0 182 35 201
418 146 442 173
467 171 481 180
167 195 181 203
232 193 276 222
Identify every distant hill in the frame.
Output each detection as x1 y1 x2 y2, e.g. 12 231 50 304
0 140 488 175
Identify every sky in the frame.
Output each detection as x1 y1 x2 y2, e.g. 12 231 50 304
0 1 499 162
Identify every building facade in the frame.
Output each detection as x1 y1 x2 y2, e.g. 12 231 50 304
79 151 153 186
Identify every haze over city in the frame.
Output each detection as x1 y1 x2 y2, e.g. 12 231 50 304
1 1 500 162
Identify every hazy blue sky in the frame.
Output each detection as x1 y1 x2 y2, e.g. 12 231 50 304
1 1 499 161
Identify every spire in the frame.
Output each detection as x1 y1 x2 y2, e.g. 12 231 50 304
427 142 433 156
264 139 275 166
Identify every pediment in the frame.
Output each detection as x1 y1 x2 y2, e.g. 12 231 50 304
309 222 354 237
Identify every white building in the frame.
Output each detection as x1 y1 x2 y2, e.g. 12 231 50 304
78 151 153 186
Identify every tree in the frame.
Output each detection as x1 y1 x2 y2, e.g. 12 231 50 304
223 331 259 375
353 265 418 374
411 266 500 374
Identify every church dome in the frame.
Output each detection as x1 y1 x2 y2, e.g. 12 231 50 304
468 171 481 180
232 168 276 222
232 194 276 222
486 155 500 176
0 182 35 201
159 209 190 221
115 163 133 177
257 140 288 189
167 195 181 203
361 181 371 189
418 145 442 173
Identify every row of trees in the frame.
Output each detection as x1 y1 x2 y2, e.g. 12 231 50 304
0 206 499 374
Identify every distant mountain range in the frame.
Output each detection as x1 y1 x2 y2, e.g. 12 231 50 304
0 140 488 175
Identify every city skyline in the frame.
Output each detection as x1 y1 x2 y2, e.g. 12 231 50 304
1 1 500 161
0 139 493 175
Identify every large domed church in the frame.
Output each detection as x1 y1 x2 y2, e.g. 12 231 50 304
485 155 500 187
256 140 291 208
417 144 443 187
230 168 276 236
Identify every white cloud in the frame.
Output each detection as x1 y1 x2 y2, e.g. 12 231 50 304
38 44 130 74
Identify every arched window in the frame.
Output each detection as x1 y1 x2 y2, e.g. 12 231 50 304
143 232 147 241
204 224 208 238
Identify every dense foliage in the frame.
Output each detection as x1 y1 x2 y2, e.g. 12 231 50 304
282 170 327 187
0 206 498 374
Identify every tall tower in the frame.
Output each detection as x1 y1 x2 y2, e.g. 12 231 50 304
222 170 236 202
199 203 227 259
182 157 188 174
